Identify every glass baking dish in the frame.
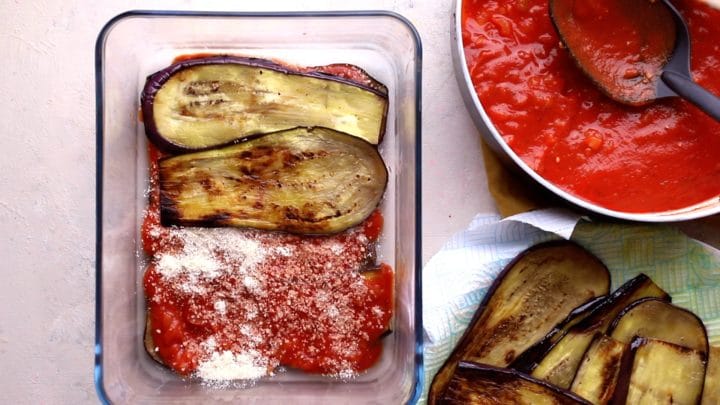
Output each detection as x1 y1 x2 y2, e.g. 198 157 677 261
95 10 422 404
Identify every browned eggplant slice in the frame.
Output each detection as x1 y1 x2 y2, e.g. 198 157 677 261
531 329 599 390
608 297 709 355
141 56 389 152
510 295 608 373
439 361 592 405
159 127 388 234
429 241 610 404
612 337 706 405
702 346 720 405
513 274 667 374
570 334 628 405
510 295 607 373
529 274 668 388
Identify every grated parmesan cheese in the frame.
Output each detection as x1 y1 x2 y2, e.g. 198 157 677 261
144 208 391 381
196 350 267 381
213 300 227 315
242 275 261 293
153 227 268 294
330 242 345 255
273 246 293 257
156 252 221 278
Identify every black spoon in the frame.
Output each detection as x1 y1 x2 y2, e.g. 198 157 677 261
550 0 720 121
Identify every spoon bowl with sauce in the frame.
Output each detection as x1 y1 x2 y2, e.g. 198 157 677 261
550 0 720 120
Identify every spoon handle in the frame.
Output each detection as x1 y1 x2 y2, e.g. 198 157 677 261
661 71 720 122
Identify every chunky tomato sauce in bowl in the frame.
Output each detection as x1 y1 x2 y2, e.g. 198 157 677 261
453 0 720 220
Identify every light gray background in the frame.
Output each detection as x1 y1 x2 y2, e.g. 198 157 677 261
1 1 718 403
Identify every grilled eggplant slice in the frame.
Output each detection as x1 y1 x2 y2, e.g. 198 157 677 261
439 361 592 405
528 274 668 388
570 334 629 405
531 329 599 390
159 127 388 234
612 337 706 405
702 346 720 405
608 298 709 355
514 274 667 374
141 56 388 151
510 295 607 372
429 241 610 403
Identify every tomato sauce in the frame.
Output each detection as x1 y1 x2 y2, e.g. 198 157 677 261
142 143 393 379
550 0 675 105
462 0 720 212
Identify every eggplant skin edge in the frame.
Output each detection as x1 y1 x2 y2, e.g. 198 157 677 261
440 361 592 405
143 312 164 366
140 55 389 153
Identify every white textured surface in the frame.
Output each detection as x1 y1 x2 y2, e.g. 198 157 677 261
0 1 489 403
2 0 717 403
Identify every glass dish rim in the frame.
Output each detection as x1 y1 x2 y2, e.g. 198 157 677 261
94 9 423 405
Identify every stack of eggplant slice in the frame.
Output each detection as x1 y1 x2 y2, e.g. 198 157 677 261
141 56 390 234
429 240 717 405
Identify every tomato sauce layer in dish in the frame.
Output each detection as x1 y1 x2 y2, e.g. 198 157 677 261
462 0 720 213
142 144 393 382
